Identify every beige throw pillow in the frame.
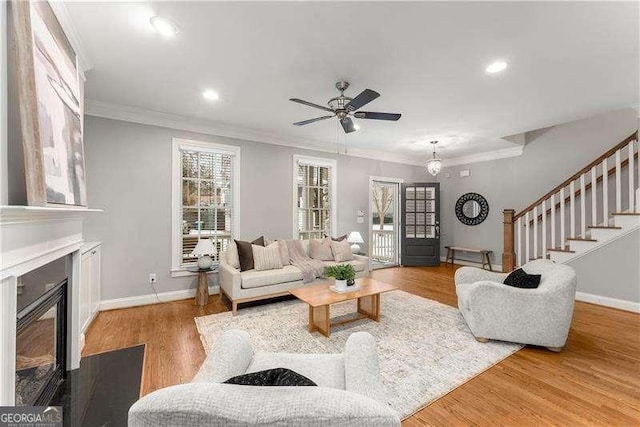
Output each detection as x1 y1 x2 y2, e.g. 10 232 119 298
252 242 283 271
331 239 355 262
309 238 334 261
276 240 290 265
226 239 241 269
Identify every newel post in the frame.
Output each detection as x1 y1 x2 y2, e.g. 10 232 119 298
502 209 516 272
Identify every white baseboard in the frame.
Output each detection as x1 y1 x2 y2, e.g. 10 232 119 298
99 285 220 311
575 291 640 313
439 256 503 272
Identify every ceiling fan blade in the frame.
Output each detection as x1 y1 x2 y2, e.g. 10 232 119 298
345 89 380 112
289 98 334 113
293 116 333 126
340 117 356 133
354 111 401 121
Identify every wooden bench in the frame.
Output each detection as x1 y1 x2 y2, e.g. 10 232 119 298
445 246 493 271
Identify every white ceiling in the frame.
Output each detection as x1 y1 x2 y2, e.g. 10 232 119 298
66 1 639 164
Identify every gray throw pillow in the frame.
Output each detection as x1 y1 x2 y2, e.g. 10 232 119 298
309 238 334 261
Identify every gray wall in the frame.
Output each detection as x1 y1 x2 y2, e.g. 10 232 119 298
567 228 639 304
82 116 429 300
439 108 638 271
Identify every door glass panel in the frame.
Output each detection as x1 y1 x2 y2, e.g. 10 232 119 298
371 181 400 268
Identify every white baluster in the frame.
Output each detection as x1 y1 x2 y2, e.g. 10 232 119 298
580 174 586 238
629 141 635 212
525 211 530 262
541 200 547 259
560 187 566 247
550 193 556 248
602 158 608 223
533 206 538 259
591 166 597 226
615 149 622 212
570 181 575 238
517 217 522 267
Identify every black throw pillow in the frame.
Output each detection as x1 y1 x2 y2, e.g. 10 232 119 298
503 268 542 289
235 236 265 271
324 234 347 242
223 368 317 387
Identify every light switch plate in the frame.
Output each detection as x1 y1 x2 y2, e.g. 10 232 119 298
356 210 365 217
356 217 364 224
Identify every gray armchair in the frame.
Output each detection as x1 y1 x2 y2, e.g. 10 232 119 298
129 330 400 426
455 259 577 351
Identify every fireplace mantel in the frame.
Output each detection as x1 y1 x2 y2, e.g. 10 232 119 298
0 205 102 405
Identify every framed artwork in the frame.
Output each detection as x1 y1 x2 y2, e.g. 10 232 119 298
12 0 87 206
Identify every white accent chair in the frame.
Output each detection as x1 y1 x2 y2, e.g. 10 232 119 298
128 330 400 426
455 259 577 351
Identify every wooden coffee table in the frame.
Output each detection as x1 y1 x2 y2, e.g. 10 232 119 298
290 277 397 337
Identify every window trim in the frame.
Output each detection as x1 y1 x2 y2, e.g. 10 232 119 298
171 138 241 277
292 155 337 239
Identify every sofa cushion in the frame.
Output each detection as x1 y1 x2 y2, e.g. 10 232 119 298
503 268 541 289
331 239 355 262
224 368 317 387
240 265 303 289
226 240 241 269
323 260 365 273
252 242 283 271
248 351 346 390
310 238 334 261
236 236 265 271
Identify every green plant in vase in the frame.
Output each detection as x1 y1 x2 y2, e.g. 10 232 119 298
324 264 356 291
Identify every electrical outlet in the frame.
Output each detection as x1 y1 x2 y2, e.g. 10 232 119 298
149 273 157 284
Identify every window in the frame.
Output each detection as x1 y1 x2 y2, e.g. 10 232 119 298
172 139 240 275
293 155 337 239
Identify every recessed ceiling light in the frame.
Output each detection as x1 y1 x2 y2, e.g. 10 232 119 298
486 61 508 74
150 16 178 37
202 90 219 101
354 123 361 131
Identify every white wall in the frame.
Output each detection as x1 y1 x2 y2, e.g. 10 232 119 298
1 1 7 205
82 116 429 300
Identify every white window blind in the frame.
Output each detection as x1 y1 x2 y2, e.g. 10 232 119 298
294 156 336 239
174 140 239 269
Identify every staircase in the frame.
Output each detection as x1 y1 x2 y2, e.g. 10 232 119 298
502 132 639 271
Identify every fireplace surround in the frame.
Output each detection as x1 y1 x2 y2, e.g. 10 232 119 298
0 206 101 406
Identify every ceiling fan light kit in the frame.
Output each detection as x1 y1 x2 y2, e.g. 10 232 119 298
290 81 401 134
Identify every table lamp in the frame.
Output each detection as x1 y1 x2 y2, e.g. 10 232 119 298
347 231 364 254
191 238 216 269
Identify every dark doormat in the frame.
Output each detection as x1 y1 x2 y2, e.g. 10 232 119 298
52 344 145 427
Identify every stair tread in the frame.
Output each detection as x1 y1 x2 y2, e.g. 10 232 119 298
547 248 576 253
611 212 640 216
566 237 597 242
587 225 622 229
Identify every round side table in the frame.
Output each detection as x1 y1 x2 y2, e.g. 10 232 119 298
187 266 217 306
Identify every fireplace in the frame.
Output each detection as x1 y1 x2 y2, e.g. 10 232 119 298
15 278 67 406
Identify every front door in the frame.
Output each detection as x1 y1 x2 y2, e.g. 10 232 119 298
401 183 440 266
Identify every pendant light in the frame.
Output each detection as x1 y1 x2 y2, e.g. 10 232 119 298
426 140 442 176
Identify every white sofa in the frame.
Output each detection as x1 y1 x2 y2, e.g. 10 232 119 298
220 240 370 314
455 259 577 351
128 330 400 426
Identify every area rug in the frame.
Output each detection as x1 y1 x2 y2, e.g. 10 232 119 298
195 290 522 419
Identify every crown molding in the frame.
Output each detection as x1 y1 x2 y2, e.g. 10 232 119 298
49 1 93 74
84 100 427 167
85 99 524 168
442 145 524 167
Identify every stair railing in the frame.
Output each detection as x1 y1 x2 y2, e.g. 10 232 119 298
502 132 638 272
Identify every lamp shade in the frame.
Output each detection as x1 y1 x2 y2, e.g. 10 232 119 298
347 231 364 244
191 238 216 256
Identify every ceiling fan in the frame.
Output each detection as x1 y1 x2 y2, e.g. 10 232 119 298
290 81 401 133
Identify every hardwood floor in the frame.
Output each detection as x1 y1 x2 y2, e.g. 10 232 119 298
83 264 640 425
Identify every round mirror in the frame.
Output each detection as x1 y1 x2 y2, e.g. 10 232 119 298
455 193 489 226
462 200 481 218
